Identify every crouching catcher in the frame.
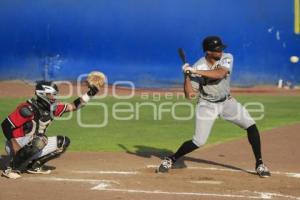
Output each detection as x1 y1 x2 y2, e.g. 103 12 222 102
1 72 105 179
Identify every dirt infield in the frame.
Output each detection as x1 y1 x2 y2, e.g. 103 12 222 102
0 123 299 200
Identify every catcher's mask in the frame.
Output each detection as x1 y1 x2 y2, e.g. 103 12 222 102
35 81 58 111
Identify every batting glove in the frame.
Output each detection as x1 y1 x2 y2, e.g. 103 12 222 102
182 63 190 72
182 65 196 74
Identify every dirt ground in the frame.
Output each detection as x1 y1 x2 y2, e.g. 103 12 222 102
0 81 299 200
0 123 299 200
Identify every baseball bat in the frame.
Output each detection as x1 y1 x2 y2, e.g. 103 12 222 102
178 48 191 75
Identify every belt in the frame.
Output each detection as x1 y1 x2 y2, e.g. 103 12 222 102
205 95 231 103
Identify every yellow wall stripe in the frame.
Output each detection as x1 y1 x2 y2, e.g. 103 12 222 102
295 0 300 34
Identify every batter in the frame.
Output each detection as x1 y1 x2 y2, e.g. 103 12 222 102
157 36 271 178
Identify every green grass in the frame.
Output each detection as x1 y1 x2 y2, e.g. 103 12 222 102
0 95 299 153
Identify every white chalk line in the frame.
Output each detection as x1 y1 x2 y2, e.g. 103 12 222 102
90 183 111 190
71 170 139 175
23 176 300 199
252 191 300 200
24 176 119 184
94 188 261 199
285 173 300 178
70 168 300 179
190 180 223 185
92 187 300 200
147 165 300 179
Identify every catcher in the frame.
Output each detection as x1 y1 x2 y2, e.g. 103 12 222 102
1 72 105 179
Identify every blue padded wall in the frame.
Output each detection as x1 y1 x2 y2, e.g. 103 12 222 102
0 0 299 87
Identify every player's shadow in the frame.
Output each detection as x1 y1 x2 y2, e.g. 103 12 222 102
118 144 255 175
0 155 9 170
183 156 255 175
118 144 187 169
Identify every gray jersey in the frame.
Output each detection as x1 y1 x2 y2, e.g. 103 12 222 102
187 53 255 147
190 53 233 102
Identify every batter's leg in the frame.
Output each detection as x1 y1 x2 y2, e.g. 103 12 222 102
157 101 219 173
221 98 271 177
246 124 263 166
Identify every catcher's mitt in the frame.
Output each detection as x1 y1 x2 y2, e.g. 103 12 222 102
87 71 106 90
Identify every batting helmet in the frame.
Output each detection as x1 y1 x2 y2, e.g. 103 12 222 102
202 36 226 52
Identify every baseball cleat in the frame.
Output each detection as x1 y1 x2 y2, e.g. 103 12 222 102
2 168 22 179
27 166 52 174
256 164 271 178
156 157 173 173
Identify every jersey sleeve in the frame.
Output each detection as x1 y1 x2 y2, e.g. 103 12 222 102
190 59 205 92
219 53 233 72
189 75 199 91
54 103 68 117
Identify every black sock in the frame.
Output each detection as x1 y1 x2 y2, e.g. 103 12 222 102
247 124 263 167
169 140 199 162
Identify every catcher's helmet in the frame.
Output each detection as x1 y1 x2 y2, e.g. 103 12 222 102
202 36 226 52
35 81 58 111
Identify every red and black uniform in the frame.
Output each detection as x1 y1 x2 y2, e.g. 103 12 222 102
1 99 67 140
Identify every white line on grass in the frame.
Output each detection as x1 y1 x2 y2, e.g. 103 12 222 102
71 170 139 175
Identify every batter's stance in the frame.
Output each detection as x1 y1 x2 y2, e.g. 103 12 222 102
158 36 271 178
1 81 98 179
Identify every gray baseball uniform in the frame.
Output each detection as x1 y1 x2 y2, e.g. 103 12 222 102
189 53 255 147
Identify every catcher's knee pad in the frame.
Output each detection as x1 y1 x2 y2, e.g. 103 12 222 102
57 135 70 151
30 136 70 168
32 135 48 150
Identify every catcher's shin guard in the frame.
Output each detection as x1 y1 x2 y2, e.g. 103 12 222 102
29 152 60 170
29 135 70 169
13 136 47 171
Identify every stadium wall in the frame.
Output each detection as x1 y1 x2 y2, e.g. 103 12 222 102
0 0 299 87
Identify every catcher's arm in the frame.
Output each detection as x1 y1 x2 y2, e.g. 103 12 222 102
65 71 105 112
65 86 99 112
